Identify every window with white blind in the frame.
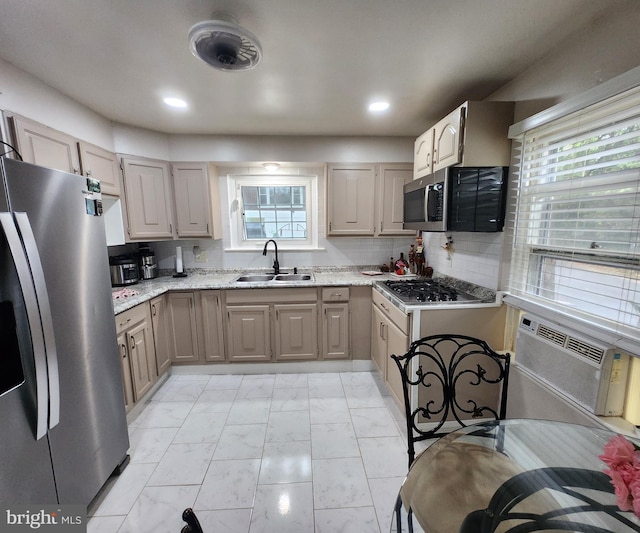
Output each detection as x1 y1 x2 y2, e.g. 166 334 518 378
508 87 640 340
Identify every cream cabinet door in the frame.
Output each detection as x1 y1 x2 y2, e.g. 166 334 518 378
433 106 464 171
322 303 349 360
167 292 201 363
150 296 171 376
9 114 80 173
378 164 415 236
78 141 121 196
200 290 225 362
414 129 434 179
172 162 213 238
327 164 376 235
371 305 387 378
226 305 271 362
274 303 318 361
385 318 409 408
117 332 135 413
126 320 155 402
121 156 174 240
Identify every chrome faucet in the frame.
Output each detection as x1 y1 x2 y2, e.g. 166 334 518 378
262 239 280 274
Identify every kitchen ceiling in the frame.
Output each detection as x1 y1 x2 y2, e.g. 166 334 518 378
0 0 629 136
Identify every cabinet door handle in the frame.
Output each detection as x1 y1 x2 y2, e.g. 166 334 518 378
119 318 131 328
151 304 156 316
120 343 127 358
130 338 135 351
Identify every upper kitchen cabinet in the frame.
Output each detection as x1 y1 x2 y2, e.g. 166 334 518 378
78 141 121 196
413 129 434 180
327 163 414 237
5 113 80 173
171 162 221 239
120 155 174 240
413 101 514 179
327 164 376 235
378 164 415 236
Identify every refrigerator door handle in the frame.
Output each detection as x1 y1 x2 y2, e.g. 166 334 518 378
14 212 60 429
0 212 50 439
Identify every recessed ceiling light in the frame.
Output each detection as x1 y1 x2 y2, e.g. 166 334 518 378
369 101 390 112
164 97 188 108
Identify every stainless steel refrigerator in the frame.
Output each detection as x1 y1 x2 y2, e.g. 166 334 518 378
0 158 129 506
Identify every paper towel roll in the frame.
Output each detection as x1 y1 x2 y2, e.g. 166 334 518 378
176 246 183 273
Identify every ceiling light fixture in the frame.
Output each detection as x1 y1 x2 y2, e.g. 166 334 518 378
263 163 280 172
369 101 390 112
164 97 188 108
188 12 262 72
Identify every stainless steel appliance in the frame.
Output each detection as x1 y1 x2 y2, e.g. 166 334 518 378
378 279 483 304
109 255 139 286
0 158 129 506
403 166 508 232
403 174 448 232
137 245 158 280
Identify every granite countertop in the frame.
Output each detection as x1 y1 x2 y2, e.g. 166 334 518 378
111 268 394 314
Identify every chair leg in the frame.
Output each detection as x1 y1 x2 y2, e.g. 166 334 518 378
394 492 403 531
408 507 414 533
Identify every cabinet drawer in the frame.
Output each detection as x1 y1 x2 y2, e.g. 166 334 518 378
372 289 409 335
115 303 149 334
322 287 349 302
226 288 317 304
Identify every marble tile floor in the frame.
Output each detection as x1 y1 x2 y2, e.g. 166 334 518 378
87 371 418 533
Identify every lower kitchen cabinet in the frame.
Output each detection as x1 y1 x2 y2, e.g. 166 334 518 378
167 291 201 363
321 287 350 360
115 303 156 412
274 304 318 361
371 289 409 407
226 305 271 362
150 295 171 376
200 290 226 362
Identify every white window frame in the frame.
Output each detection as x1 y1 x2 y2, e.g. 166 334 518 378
227 174 319 250
506 80 640 348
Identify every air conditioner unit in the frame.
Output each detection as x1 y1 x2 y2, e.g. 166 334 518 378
516 314 629 416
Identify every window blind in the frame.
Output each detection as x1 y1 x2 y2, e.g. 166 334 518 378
508 86 640 341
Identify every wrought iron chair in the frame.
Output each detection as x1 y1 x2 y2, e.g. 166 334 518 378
391 334 511 532
460 467 640 532
181 508 204 533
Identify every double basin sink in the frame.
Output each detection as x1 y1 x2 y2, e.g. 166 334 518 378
234 272 314 283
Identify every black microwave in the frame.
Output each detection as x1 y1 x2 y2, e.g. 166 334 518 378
403 166 508 232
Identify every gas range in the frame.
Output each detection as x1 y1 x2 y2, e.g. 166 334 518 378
377 278 484 305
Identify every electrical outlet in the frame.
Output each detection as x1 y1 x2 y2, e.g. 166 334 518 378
194 252 207 263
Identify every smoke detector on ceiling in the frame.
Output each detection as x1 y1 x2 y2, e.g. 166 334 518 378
188 13 262 72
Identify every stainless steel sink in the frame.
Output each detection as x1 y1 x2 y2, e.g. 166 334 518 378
233 272 314 283
234 274 275 282
273 274 312 281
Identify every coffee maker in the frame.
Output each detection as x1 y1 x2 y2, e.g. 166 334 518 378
137 244 158 280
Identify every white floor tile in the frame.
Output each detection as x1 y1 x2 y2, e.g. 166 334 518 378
91 463 156 516
192 389 235 413
236 375 276 399
344 384 387 408
312 457 373 509
195 459 260 510
369 477 406 533
249 482 314 533
137 401 194 428
213 424 267 459
315 506 381 533
310 397 351 424
128 427 179 463
87 515 126 533
205 374 244 390
274 373 309 388
270 387 309 411
173 411 227 443
265 411 310 442
358 436 408 478
351 407 401 438
156 380 206 402
147 442 216 486
259 441 312 484
311 422 360 459
117 485 199 533
227 398 272 424
339 371 377 387
189 509 252 533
